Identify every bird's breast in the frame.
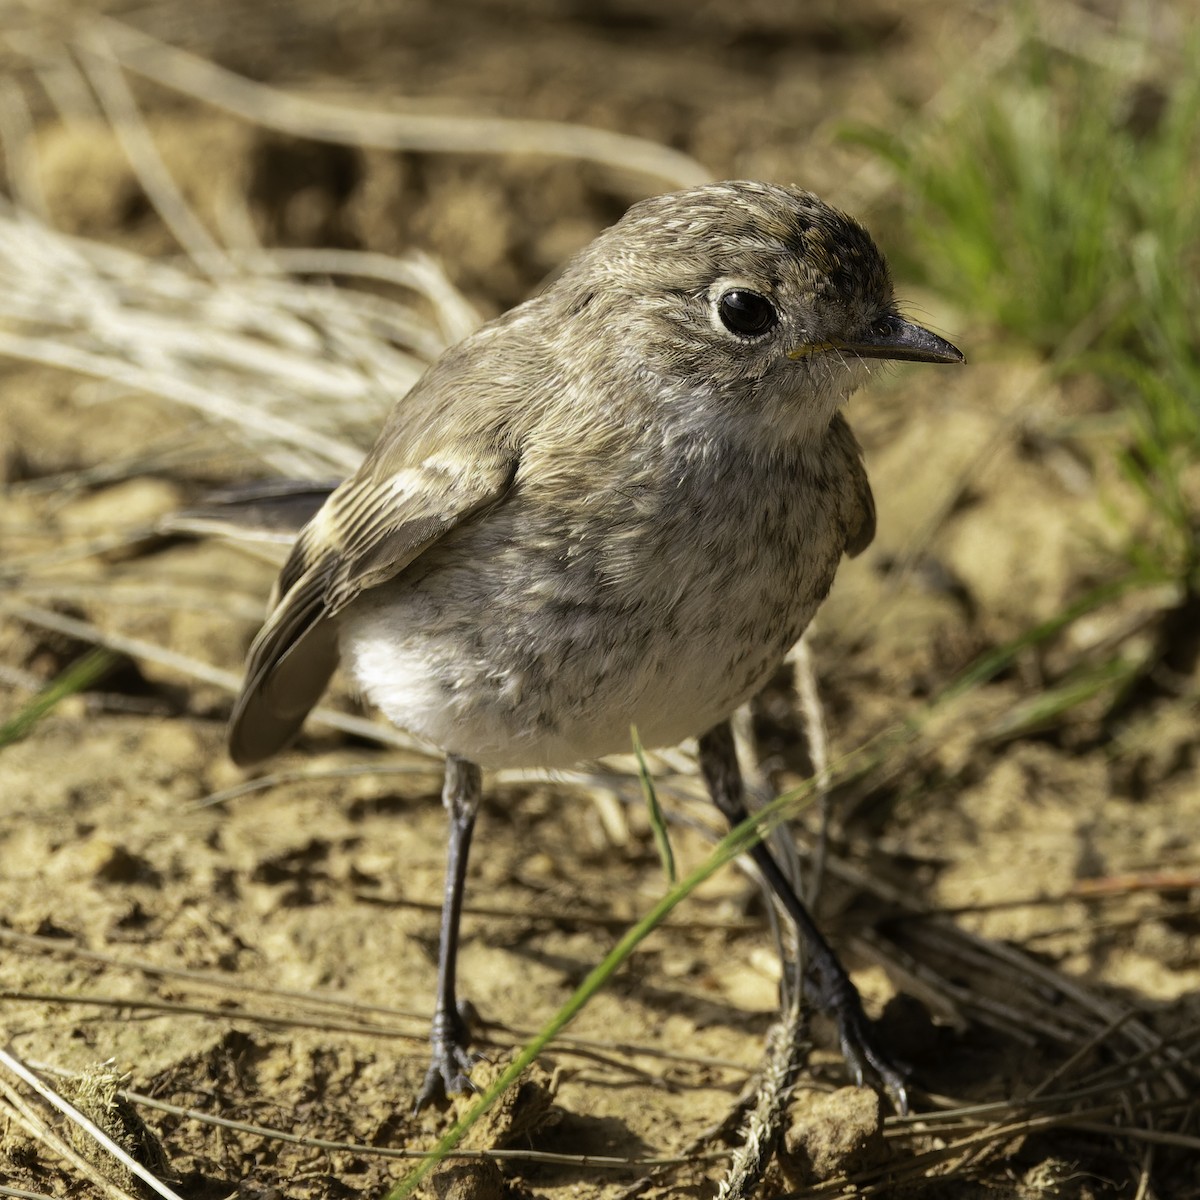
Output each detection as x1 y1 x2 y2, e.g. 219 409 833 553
340 439 850 768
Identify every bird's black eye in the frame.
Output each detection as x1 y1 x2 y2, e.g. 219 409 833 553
717 289 778 337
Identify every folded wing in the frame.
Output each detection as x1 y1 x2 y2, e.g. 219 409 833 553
228 448 518 766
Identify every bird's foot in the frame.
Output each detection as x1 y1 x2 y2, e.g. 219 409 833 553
808 969 911 1115
412 1002 485 1113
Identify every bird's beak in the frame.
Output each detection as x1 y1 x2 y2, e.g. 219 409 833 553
789 316 964 365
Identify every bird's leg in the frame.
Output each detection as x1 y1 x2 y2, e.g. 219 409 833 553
697 720 909 1113
414 754 483 1111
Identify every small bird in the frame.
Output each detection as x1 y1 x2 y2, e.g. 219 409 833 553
228 180 963 1110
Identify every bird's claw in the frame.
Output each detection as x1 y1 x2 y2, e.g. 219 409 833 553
412 1005 484 1113
810 970 911 1115
836 1012 909 1115
413 1045 480 1113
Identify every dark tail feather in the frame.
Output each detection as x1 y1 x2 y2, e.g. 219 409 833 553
160 479 339 544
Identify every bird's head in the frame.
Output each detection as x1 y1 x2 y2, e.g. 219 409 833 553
558 180 962 446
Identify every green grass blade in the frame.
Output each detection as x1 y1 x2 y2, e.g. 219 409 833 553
631 724 675 885
0 648 118 749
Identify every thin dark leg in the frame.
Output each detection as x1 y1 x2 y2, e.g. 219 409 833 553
697 721 909 1113
415 754 483 1111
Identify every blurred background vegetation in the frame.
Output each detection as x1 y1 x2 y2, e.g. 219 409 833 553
855 18 1199 728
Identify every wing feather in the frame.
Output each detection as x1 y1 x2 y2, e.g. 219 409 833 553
829 411 876 559
229 447 518 766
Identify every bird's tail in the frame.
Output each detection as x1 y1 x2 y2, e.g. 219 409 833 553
159 479 339 545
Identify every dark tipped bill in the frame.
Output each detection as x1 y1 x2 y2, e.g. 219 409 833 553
789 316 964 365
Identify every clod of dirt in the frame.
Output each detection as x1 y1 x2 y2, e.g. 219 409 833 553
429 1158 505 1200
427 1057 559 1198
59 1063 171 1198
778 1085 888 1186
446 1056 559 1150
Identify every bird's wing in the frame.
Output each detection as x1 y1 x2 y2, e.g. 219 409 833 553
829 411 876 558
228 445 519 766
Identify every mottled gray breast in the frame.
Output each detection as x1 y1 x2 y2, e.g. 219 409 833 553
340 414 864 767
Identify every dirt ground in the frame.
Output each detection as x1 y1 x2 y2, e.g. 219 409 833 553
1 2 1198 1198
